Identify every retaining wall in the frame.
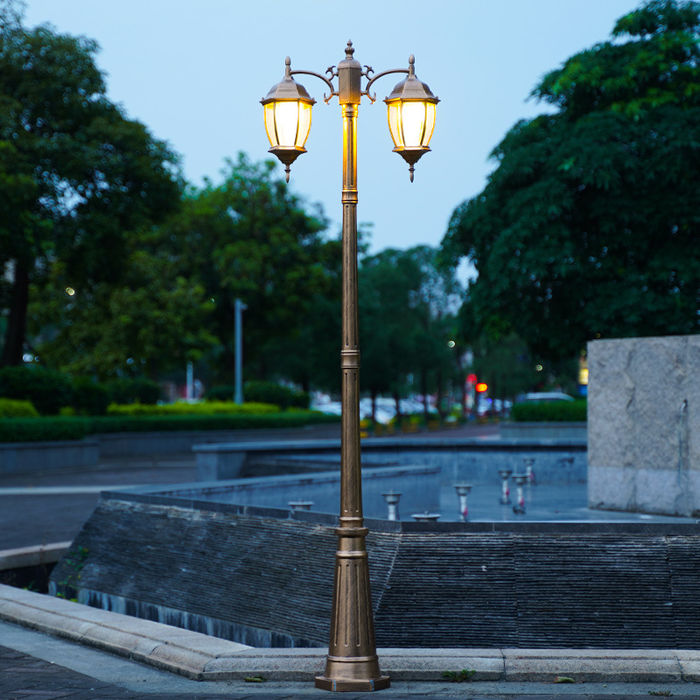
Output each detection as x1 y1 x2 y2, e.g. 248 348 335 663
0 440 99 474
50 494 700 649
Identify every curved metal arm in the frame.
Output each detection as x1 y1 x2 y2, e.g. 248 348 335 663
290 69 338 103
363 68 409 103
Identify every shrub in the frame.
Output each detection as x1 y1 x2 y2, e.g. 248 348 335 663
0 398 39 418
204 385 236 402
0 366 73 414
0 417 90 442
106 401 279 416
104 377 161 405
290 390 310 409
243 381 302 409
511 399 587 422
0 409 340 442
88 411 340 434
71 377 110 415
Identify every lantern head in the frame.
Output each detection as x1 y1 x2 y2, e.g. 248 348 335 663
261 57 315 182
384 55 439 181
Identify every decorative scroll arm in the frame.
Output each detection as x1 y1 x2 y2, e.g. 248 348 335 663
362 67 409 103
290 68 338 103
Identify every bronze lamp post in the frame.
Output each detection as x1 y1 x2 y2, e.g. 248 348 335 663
262 41 438 692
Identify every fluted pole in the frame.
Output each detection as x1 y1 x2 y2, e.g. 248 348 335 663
315 42 390 693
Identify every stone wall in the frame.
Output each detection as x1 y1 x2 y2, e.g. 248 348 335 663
588 335 700 516
50 495 700 648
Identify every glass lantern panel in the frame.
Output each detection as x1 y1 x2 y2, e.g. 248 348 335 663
387 102 403 149
296 101 312 148
263 103 278 148
274 101 301 149
421 102 436 148
400 101 427 148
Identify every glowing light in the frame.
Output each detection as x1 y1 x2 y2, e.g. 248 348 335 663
447 340 456 348
65 287 75 296
475 382 488 393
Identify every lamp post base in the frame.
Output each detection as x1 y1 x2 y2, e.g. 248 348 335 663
315 674 390 692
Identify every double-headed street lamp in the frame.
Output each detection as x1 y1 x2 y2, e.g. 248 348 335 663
262 41 438 693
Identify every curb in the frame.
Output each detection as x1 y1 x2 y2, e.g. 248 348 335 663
1 584 698 683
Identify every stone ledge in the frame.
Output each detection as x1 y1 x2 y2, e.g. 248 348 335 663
1 584 699 683
0 542 71 571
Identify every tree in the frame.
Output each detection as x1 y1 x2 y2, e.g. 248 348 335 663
359 245 462 419
151 154 334 387
444 0 700 364
28 235 216 379
0 6 180 366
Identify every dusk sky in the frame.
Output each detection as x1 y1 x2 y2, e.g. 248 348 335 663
24 0 641 260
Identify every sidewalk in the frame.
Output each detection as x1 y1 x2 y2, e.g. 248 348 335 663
1 583 699 698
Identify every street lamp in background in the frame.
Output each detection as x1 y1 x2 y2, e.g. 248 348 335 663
262 41 438 692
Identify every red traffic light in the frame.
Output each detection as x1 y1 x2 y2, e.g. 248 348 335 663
475 382 488 393
467 373 477 384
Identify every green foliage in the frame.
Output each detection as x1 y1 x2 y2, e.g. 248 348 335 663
444 0 700 364
0 365 73 414
106 401 279 416
70 377 109 416
0 417 90 442
0 12 181 367
104 378 161 405
204 385 235 401
87 411 339 435
442 669 476 682
511 399 587 422
0 410 339 442
243 380 309 410
359 246 462 415
147 154 335 388
0 397 38 417
469 329 540 400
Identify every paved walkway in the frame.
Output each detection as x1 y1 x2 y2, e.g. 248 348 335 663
2 621 698 698
2 423 699 697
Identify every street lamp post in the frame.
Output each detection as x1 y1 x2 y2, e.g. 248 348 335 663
234 298 247 405
262 41 438 692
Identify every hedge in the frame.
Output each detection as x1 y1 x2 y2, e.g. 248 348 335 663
510 399 587 422
0 418 91 442
89 411 339 433
0 411 340 442
106 401 280 416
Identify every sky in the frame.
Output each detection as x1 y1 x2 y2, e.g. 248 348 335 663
23 0 641 257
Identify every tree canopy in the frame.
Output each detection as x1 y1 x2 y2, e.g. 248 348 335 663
0 5 181 366
138 155 337 387
359 245 462 416
444 0 700 364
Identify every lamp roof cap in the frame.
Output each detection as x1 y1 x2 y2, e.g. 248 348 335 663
385 55 439 103
261 57 316 104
